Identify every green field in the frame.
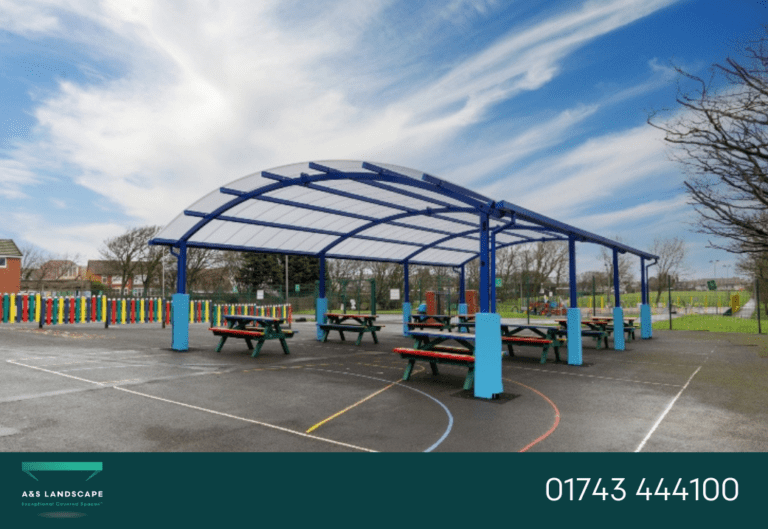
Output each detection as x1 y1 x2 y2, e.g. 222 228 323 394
653 314 761 333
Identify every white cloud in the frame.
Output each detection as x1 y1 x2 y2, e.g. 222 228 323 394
9 212 126 262
0 158 39 198
497 124 677 216
1 0 684 262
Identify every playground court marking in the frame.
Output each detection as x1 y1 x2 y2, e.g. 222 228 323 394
7 358 376 452
634 365 702 452
503 378 561 453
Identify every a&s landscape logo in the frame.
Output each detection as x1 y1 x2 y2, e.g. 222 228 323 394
20 461 104 519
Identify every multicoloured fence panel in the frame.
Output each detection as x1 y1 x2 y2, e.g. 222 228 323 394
0 294 291 327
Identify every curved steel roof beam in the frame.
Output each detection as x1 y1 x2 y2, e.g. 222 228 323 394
176 168 495 247
316 205 479 257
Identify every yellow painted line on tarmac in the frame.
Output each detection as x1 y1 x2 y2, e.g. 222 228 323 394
306 380 400 434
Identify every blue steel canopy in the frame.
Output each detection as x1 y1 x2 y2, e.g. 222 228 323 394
150 160 658 265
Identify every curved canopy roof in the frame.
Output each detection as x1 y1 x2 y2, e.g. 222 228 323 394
150 160 657 266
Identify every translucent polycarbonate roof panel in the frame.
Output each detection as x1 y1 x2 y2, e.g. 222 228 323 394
151 159 659 265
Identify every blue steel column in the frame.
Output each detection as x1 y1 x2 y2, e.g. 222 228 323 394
458 264 467 315
567 236 582 366
612 249 625 350
172 242 189 351
641 257 652 339
490 232 497 313
316 255 328 341
402 261 411 336
475 213 502 399
479 214 490 313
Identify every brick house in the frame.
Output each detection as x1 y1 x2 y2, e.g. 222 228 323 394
21 259 91 295
86 260 140 295
0 239 22 293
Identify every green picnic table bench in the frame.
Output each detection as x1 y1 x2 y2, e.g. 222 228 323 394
210 315 295 357
318 313 383 345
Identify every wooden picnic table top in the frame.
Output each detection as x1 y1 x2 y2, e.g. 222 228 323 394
411 314 451 320
408 330 476 341
224 315 284 323
555 319 608 327
325 312 377 319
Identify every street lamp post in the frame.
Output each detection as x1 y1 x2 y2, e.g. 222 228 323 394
722 264 731 315
710 260 720 315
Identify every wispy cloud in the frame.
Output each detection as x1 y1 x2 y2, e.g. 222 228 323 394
9 212 125 258
1 0 683 260
499 124 677 216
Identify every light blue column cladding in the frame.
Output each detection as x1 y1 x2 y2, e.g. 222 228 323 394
474 312 503 399
641 303 652 339
613 306 625 351
171 293 190 351
402 302 411 336
567 307 582 366
316 297 328 341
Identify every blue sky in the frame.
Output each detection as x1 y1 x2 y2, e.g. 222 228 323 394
1 0 765 280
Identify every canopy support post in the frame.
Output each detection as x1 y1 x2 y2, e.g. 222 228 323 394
475 213 502 399
613 248 625 351
641 257 652 339
316 255 327 341
403 261 411 336
171 242 189 352
567 236 582 365
458 264 467 316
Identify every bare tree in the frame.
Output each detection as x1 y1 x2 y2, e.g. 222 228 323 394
649 28 768 254
649 237 687 304
599 238 636 299
137 227 163 294
186 248 220 293
100 226 156 296
18 243 50 281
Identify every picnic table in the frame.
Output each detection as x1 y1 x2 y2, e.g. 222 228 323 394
210 315 294 357
407 314 453 331
587 316 638 341
555 319 609 349
455 322 563 363
455 313 476 332
396 330 477 389
319 313 383 345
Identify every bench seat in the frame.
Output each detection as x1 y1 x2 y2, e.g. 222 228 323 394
406 322 448 329
501 335 562 363
579 329 609 349
210 327 264 339
393 347 475 390
318 323 384 345
209 326 291 356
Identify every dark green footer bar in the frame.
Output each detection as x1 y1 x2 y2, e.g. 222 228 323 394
1 453 766 528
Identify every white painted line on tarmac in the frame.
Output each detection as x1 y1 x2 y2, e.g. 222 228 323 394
507 364 684 387
7 359 106 386
306 368 454 453
113 386 377 452
635 365 702 452
7 357 377 452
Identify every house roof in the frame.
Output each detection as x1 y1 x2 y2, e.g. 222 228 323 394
86 260 122 275
0 239 23 258
150 160 658 267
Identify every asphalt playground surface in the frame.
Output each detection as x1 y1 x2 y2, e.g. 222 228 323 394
1 316 766 453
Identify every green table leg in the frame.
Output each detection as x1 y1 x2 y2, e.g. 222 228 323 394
463 367 475 390
251 340 265 358
403 359 416 381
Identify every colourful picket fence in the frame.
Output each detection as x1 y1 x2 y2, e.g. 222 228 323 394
0 294 291 327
